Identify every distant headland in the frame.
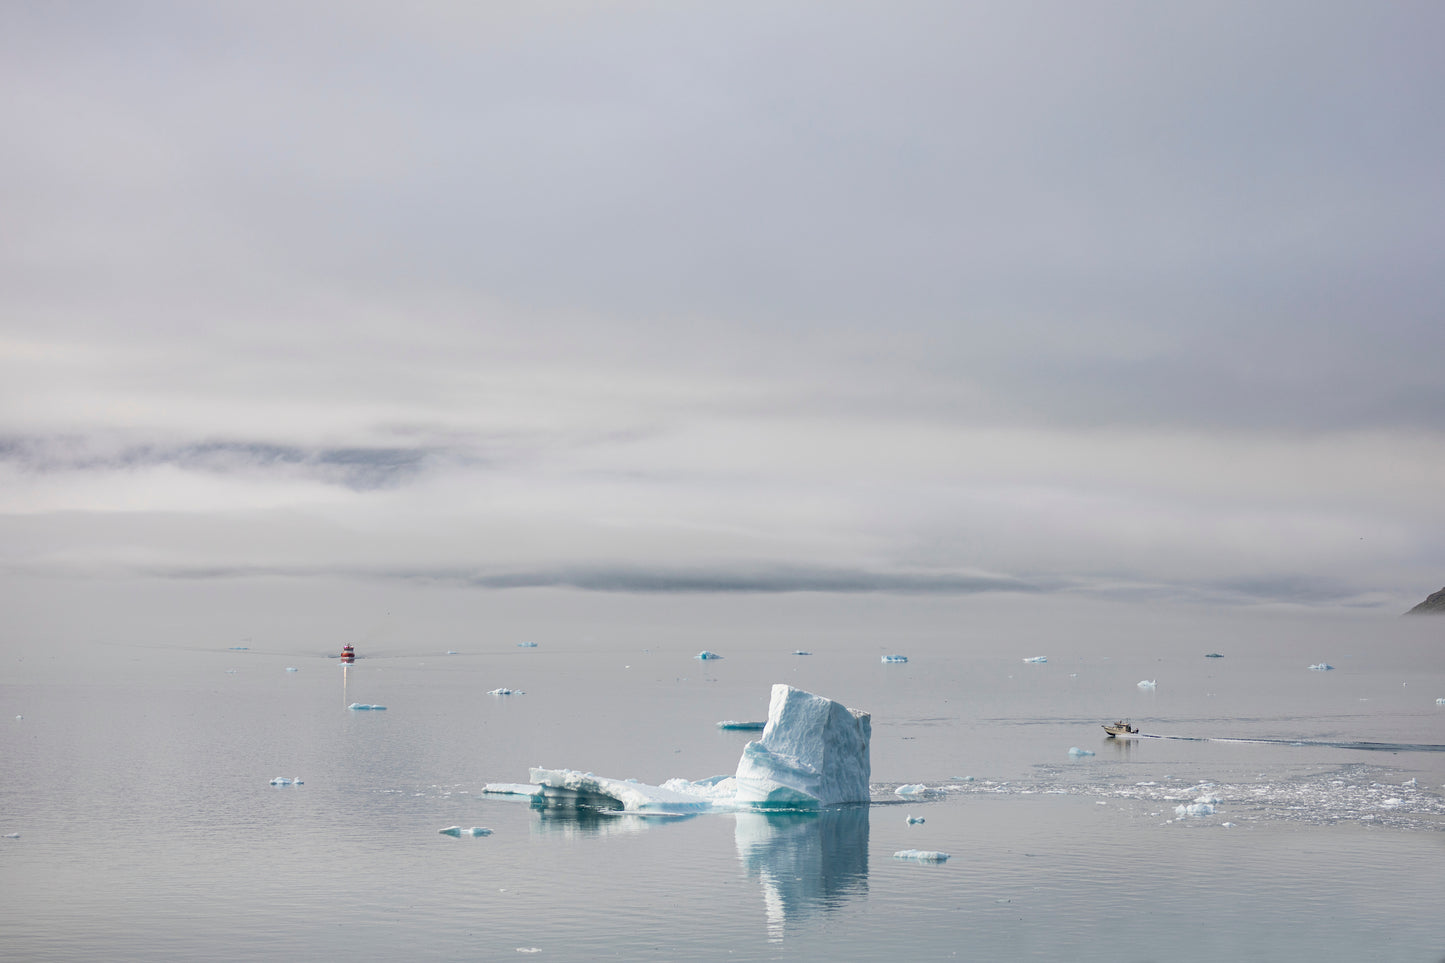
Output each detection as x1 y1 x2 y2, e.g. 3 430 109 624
1405 587 1445 615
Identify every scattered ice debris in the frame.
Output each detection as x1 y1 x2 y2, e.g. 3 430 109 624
716 721 766 730
895 784 930 796
893 849 950 862
906 815 925 824
695 650 723 660
488 688 525 696
1205 653 1224 658
880 655 909 663
348 703 387 711
269 777 303 786
1308 663 1334 671
1022 656 1047 663
1137 680 1157 688
1174 802 1215 817
517 642 538 648
1068 747 1095 757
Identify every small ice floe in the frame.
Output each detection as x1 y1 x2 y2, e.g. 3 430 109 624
488 687 525 696
1022 656 1047 664
895 784 930 796
348 703 387 710
1194 793 1222 805
1221 822 1237 828
893 849 950 862
1402 778 1417 788
881 655 909 664
446 650 459 655
229 646 249 650
1205 653 1224 658
285 666 299 672
906 815 925 824
517 642 538 648
269 777 303 786
4 833 20 839
1174 802 1215 817
516 950 542 955
1068 747 1094 757
1435 698 1445 705
1137 679 1157 689
716 721 766 730
793 650 811 656
1308 663 1334 671
695 650 723 660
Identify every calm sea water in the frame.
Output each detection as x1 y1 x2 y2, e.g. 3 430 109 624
3 588 1444 961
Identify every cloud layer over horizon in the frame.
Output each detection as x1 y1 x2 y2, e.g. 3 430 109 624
4 1 1443 612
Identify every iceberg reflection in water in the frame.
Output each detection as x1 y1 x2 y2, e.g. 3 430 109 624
734 807 870 941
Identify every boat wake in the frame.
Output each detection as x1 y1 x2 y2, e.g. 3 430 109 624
1138 733 1445 753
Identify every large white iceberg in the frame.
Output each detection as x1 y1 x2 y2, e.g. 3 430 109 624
732 685 872 808
521 685 871 812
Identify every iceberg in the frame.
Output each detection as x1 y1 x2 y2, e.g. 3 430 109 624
519 685 871 812
1022 656 1047 663
906 815 925 824
895 784 930 796
893 849 950 862
269 777 303 786
716 721 767 730
488 687 525 696
732 685 872 808
1068 747 1094 757
1308 663 1334 671
880 655 908 664
695 650 723 660
348 703 387 710
517 641 538 647
1175 802 1215 817
1137 680 1157 688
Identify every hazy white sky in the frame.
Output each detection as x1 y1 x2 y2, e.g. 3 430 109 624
3 1 1442 614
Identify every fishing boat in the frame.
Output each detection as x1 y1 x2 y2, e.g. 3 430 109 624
340 644 355 664
1102 720 1138 737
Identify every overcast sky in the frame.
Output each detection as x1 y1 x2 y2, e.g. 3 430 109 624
3 0 1443 615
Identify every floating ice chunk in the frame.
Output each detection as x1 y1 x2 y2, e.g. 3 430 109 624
880 655 908 663
1308 663 1334 671
1174 803 1215 817
229 646 249 650
695 650 723 660
1022 656 1047 663
3 833 19 839
517 642 538 648
1205 653 1224 658
1194 793 1222 804
896 784 930 796
348 703 387 710
716 721 766 730
793 650 811 656
1221 822 1237 828
516 950 542 955
285 666 298 672
893 849 950 862
488 688 525 696
906 815 925 824
439 826 463 836
1435 698 1445 705
1137 680 1157 688
465 827 493 836
527 769 716 812
1068 747 1094 757
733 685 872 808
483 783 546 798
269 777 303 786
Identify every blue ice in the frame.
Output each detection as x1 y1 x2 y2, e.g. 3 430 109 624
348 703 387 710
695 650 723 660
1068 747 1094 757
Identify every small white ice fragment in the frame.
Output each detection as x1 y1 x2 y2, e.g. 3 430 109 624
793 650 811 655
517 642 538 648
516 950 542 955
695 650 723 660
1068 747 1094 757
269 777 302 786
1174 803 1215 817
1137 680 1157 688
439 826 463 836
348 703 387 710
881 655 908 663
893 849 950 862
1308 663 1334 671
285 667 298 672
4 833 20 839
895 784 929 796
1022 656 1047 663
906 815 925 824
1435 698 1445 705
488 688 525 696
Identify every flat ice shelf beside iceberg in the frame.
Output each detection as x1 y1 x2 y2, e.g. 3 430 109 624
527 769 716 813
732 684 872 808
